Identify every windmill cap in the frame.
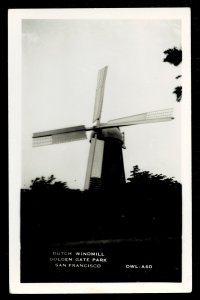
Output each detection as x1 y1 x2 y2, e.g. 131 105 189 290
101 127 124 142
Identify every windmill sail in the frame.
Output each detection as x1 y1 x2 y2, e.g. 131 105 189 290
84 137 104 190
33 125 87 147
93 66 108 123
105 108 173 128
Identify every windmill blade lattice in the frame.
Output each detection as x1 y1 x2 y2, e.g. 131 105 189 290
105 108 174 128
33 125 87 147
93 66 108 123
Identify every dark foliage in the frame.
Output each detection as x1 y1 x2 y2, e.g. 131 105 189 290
163 47 182 66
173 86 182 102
30 175 68 192
22 168 181 244
127 164 180 186
163 47 182 102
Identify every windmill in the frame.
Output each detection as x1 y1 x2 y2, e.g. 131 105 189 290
33 66 174 191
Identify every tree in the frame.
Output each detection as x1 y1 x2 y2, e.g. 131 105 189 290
30 175 68 192
127 165 180 188
127 165 140 181
163 47 182 66
163 47 182 102
173 86 182 103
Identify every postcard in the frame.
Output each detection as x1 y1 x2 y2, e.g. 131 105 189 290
9 7 192 293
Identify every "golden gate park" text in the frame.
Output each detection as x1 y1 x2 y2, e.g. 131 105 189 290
49 251 107 268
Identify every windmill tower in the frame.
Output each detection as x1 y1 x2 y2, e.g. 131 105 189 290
33 66 174 191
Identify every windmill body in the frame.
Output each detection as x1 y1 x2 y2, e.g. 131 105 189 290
84 127 126 191
33 66 174 191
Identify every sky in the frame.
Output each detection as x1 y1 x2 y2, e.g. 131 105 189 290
21 18 182 190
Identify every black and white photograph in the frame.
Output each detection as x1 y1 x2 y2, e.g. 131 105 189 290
8 8 191 293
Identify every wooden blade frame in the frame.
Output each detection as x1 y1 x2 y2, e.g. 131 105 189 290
33 125 87 147
84 136 104 190
93 66 108 123
105 108 174 128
